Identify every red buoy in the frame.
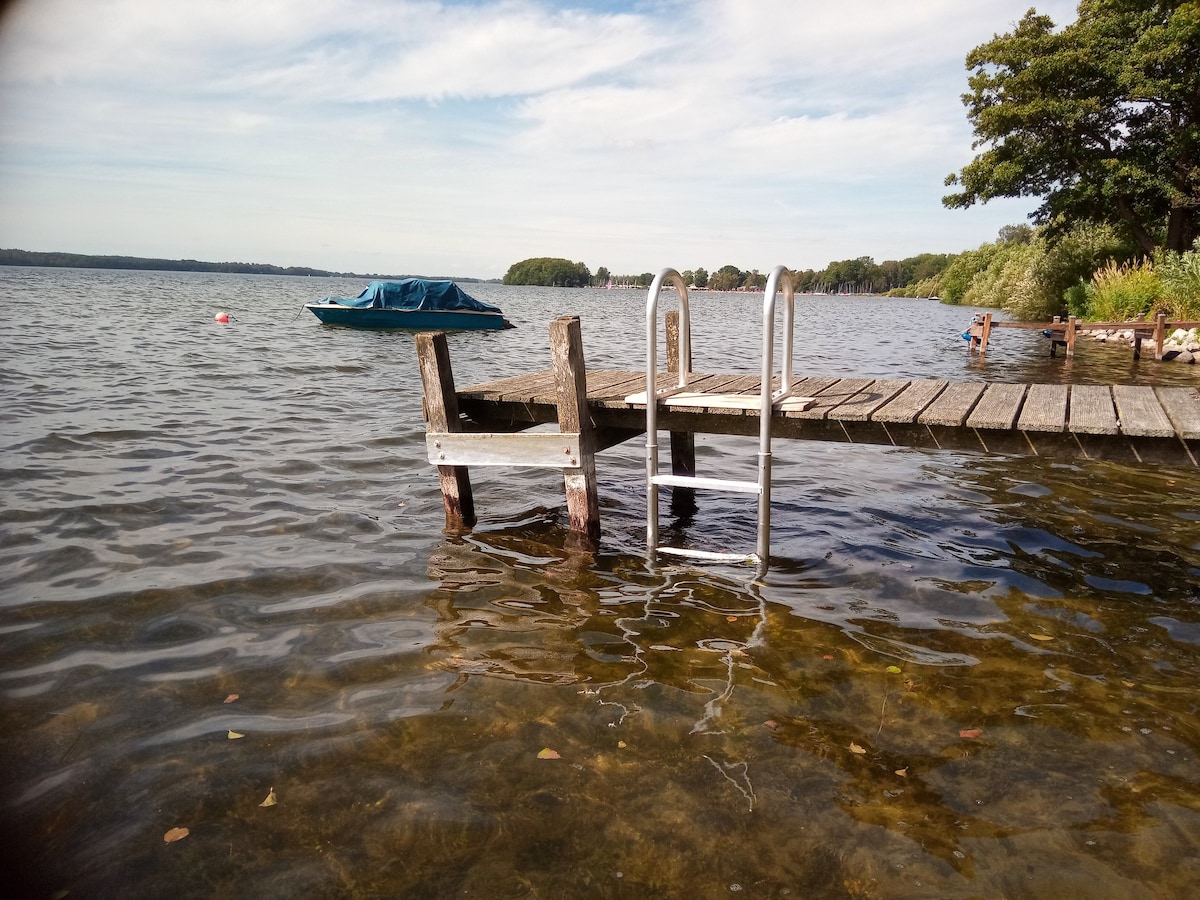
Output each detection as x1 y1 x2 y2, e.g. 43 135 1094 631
214 311 230 324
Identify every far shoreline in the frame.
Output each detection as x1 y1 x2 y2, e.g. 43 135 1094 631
0 248 499 284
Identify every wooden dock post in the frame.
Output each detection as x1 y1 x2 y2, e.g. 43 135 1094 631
665 310 697 479
1132 314 1168 360
416 332 476 530
1049 316 1062 357
969 313 994 354
549 316 601 544
665 309 698 516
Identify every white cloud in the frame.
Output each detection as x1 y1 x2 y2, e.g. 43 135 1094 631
0 0 1084 276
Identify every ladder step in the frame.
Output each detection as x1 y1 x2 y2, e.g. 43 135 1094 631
651 474 762 494
657 546 760 564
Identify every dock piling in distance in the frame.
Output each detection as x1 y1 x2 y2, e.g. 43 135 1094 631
976 311 1195 360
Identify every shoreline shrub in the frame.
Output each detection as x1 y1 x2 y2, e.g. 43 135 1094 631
1155 248 1200 319
1084 259 1160 321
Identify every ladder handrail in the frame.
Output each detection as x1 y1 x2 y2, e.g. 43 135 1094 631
643 264 797 572
753 265 796 566
644 269 691 416
644 268 690 555
764 265 796 401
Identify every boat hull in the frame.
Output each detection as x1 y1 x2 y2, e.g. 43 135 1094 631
305 304 507 330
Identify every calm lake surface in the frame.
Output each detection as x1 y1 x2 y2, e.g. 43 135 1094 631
2 267 1198 899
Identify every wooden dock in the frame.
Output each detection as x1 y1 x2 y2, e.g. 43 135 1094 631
417 316 1200 544
967 311 1200 359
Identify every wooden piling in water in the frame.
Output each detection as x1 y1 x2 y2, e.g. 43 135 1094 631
665 309 697 480
1134 313 1169 360
665 309 698 516
550 316 601 543
416 331 476 530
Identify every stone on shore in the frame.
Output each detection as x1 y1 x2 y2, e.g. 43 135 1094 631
1085 324 1197 361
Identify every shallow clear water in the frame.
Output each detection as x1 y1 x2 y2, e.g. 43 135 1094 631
1 267 1198 898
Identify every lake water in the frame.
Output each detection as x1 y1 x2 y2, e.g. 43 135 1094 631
1 267 1198 899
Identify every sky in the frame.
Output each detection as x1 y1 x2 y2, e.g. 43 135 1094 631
0 0 1082 279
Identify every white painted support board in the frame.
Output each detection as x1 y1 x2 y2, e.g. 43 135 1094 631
427 432 582 468
651 474 762 494
624 391 816 412
657 545 758 563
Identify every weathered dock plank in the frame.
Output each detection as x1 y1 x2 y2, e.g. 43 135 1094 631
1156 387 1200 441
1069 385 1119 435
919 382 986 427
792 378 876 420
967 382 1028 430
427 431 581 467
829 379 910 422
459 373 532 397
1113 385 1176 438
779 377 841 417
872 380 947 424
591 377 654 409
708 375 769 416
471 370 558 403
586 370 645 400
1018 383 1068 432
665 374 760 412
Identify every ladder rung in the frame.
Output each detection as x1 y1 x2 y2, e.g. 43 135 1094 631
651 474 761 494
657 546 760 564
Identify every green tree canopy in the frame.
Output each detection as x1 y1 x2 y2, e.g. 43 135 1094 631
818 256 882 292
791 268 817 291
944 1 1200 255
503 257 591 287
708 265 745 291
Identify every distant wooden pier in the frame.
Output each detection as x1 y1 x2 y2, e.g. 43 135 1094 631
417 315 1200 546
967 311 1200 359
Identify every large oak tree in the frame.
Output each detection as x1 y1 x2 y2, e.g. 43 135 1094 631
944 0 1200 255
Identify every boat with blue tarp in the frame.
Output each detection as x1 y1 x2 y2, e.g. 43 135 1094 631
305 279 511 330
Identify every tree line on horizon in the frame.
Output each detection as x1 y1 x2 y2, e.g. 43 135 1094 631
598 252 956 295
0 248 495 283
533 212 1196 321
0 248 348 278
504 253 956 294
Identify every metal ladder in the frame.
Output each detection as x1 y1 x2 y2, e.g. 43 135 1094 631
642 265 798 571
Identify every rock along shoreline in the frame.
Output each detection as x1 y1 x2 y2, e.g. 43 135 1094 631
1085 325 1199 363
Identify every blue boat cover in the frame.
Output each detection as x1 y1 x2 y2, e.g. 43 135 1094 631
324 279 501 314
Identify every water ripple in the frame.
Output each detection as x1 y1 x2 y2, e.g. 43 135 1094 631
2 268 1198 898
